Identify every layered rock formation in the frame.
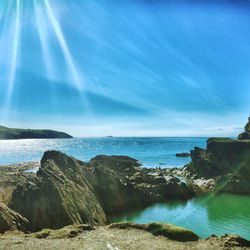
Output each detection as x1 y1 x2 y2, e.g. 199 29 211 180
183 137 250 194
238 117 250 140
8 151 194 232
9 151 106 232
0 202 28 233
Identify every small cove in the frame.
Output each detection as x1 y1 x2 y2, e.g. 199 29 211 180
110 193 250 240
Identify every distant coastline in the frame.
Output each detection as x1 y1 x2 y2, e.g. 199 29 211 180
0 126 73 140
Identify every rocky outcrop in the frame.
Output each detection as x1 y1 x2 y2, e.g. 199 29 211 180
9 151 106 232
85 155 194 215
176 152 191 157
8 151 195 232
0 202 28 233
238 117 250 140
184 137 250 194
109 222 199 242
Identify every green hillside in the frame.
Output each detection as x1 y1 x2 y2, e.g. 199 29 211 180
0 126 73 140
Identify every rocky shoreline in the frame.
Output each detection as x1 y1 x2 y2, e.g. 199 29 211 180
0 118 250 249
1 222 250 250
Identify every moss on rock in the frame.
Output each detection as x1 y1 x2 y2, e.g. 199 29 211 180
108 222 199 242
32 224 94 239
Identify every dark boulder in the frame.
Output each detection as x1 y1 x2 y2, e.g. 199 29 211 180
176 153 191 157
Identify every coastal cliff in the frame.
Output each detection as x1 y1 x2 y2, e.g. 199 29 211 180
0 126 72 139
182 118 250 194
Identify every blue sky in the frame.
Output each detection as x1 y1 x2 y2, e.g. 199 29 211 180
0 0 249 136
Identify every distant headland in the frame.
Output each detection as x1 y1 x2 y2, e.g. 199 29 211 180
0 126 73 140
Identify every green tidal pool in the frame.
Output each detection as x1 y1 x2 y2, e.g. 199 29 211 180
110 194 250 240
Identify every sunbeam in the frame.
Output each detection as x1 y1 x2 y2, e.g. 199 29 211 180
34 0 55 80
0 0 249 136
5 0 21 109
44 0 84 91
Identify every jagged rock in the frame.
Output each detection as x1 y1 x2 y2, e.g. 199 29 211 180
184 137 250 194
9 151 195 231
238 117 250 140
84 155 194 215
176 153 191 157
0 202 28 233
9 151 106 232
208 234 250 248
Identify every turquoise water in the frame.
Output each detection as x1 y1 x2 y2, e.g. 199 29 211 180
110 194 250 240
0 137 207 167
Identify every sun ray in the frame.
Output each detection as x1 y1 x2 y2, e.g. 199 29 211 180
0 3 12 62
33 0 55 80
5 0 21 109
44 0 84 91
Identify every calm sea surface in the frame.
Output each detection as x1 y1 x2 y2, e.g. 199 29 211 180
0 137 207 166
0 137 249 239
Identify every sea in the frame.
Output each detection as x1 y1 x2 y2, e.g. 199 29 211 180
0 137 249 240
0 137 206 166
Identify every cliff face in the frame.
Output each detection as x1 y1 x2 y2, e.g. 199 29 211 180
9 151 106 232
185 137 250 194
238 117 250 140
8 151 194 232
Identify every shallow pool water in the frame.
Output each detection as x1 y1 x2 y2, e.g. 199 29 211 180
110 193 250 240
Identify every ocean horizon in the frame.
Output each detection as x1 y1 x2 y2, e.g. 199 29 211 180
0 137 208 166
